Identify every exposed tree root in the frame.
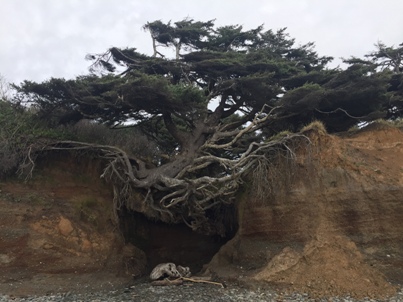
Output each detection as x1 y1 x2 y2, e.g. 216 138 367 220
18 110 310 235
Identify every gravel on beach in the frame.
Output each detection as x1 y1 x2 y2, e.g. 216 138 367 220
1 282 403 302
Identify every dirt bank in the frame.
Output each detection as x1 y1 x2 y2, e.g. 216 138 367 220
203 124 403 299
1 123 403 299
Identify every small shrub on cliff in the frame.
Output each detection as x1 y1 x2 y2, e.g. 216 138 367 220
372 118 403 129
348 119 403 134
0 100 73 178
0 101 33 177
301 120 327 135
67 120 159 159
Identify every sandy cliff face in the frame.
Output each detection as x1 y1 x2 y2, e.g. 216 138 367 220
1 124 403 298
204 124 403 298
0 156 146 295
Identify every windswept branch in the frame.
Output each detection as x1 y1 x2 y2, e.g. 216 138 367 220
204 105 281 150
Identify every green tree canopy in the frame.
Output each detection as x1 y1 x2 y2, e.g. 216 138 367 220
12 19 403 235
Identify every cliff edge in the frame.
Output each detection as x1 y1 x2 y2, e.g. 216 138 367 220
204 123 403 299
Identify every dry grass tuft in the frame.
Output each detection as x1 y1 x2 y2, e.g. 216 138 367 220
300 120 327 135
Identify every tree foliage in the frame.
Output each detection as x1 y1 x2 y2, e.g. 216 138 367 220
12 19 403 235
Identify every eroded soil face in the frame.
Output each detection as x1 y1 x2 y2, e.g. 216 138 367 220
1 125 403 299
120 210 231 273
0 154 228 296
204 125 403 299
0 156 140 296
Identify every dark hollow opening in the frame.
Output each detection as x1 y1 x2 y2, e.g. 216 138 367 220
119 208 238 274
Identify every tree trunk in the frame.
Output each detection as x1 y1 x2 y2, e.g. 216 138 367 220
175 44 181 60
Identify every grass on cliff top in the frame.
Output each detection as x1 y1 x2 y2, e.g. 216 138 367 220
301 120 327 135
348 119 403 134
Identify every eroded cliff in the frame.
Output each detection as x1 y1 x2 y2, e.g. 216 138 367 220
204 123 403 298
1 123 403 299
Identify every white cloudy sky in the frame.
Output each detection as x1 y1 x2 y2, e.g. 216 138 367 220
1 0 403 84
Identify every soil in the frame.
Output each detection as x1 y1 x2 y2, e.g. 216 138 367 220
0 154 224 297
203 124 403 299
0 156 135 296
1 123 403 299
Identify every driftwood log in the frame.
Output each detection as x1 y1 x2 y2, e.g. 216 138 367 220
151 276 224 288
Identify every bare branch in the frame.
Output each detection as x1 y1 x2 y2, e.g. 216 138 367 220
203 105 281 150
17 106 310 235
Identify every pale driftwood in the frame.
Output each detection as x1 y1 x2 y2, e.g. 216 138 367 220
187 276 212 281
151 279 183 286
149 263 192 280
149 263 181 280
181 277 225 288
177 265 191 278
151 276 224 288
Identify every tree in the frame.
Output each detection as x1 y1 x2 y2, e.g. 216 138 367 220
13 19 400 235
0 74 11 101
143 19 215 59
343 41 403 120
367 41 403 73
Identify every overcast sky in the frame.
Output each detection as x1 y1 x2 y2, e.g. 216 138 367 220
1 0 403 84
